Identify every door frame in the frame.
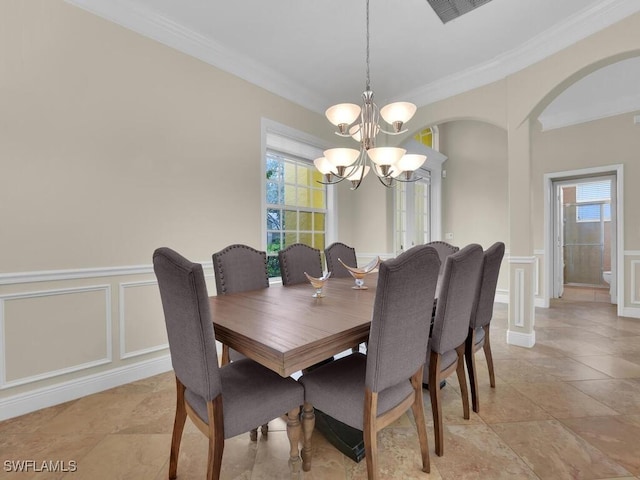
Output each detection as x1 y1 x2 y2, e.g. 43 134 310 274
544 165 624 314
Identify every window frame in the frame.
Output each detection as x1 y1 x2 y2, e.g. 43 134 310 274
261 119 335 280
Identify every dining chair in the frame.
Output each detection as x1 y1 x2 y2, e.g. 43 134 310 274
278 243 323 286
153 247 304 480
423 243 483 456
299 244 441 479
212 243 270 440
426 241 460 274
465 241 505 413
325 241 357 278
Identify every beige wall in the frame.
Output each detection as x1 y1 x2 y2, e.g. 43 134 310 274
0 0 334 413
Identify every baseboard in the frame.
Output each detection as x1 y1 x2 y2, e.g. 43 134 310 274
506 329 536 348
620 306 640 319
0 355 172 421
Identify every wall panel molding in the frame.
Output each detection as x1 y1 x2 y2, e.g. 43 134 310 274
0 261 214 285
631 260 640 305
119 279 168 360
0 285 112 389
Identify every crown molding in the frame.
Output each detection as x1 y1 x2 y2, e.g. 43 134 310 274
65 0 640 112
405 0 640 106
64 0 329 113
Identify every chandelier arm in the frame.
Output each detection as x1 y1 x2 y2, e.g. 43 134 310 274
375 174 395 188
390 174 423 183
378 127 409 136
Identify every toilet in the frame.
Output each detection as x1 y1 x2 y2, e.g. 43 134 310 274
603 271 612 285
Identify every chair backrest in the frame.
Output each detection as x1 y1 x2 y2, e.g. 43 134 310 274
430 244 483 354
365 245 441 393
278 243 323 286
153 247 221 401
325 242 357 278
212 244 269 295
426 241 460 273
470 242 505 329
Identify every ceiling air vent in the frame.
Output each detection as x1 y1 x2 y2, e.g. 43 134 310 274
426 0 493 24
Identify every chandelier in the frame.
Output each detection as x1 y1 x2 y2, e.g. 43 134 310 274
314 0 426 190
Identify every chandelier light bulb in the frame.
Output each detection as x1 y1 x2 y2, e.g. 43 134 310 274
325 104 362 129
366 147 406 166
323 148 360 167
380 102 417 131
396 154 426 172
313 157 336 175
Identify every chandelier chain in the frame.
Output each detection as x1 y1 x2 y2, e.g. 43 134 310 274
365 0 370 91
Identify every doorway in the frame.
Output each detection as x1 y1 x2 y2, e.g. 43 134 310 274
552 174 616 303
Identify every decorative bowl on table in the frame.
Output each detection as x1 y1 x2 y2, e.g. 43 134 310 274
338 256 381 290
304 271 332 298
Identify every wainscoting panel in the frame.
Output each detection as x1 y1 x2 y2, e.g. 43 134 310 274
119 280 168 359
0 286 111 388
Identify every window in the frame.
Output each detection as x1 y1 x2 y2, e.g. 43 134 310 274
576 180 611 223
264 124 329 278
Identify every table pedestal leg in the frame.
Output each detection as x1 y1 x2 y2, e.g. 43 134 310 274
286 406 302 478
301 402 315 472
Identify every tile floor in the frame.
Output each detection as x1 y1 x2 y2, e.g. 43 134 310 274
2 299 640 479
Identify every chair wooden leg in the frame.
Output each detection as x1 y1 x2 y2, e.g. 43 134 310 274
286 406 302 477
455 345 470 420
169 377 187 480
428 351 444 457
301 402 315 472
410 368 430 473
249 428 258 441
483 324 496 388
465 330 480 414
260 423 269 436
363 388 378 480
220 344 230 366
205 396 225 480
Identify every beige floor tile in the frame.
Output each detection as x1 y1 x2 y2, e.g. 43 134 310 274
345 427 438 480
571 355 640 378
561 415 640 476
510 382 618 418
35 393 149 435
474 384 552 424
491 419 630 479
301 430 347 480
526 356 611 381
73 433 169 479
0 432 104 480
492 358 563 384
0 401 76 436
430 424 538 479
569 378 640 414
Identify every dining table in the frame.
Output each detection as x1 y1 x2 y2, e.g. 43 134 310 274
208 271 442 475
208 274 378 474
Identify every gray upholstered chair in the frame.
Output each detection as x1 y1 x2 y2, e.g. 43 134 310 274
153 247 304 480
426 241 460 274
278 243 323 286
325 242 357 278
423 243 483 456
212 244 269 365
299 245 441 479
465 241 505 413
212 243 270 440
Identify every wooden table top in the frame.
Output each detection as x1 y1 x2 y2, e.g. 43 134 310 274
209 275 378 377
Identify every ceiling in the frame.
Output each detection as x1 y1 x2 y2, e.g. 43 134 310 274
67 0 640 129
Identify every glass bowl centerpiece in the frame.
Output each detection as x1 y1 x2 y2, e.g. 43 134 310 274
304 271 332 298
338 256 381 290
